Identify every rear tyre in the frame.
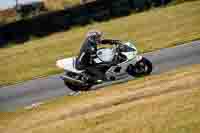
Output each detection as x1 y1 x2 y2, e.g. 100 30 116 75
64 82 92 92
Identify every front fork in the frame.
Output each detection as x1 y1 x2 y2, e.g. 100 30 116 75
133 55 145 73
136 55 143 62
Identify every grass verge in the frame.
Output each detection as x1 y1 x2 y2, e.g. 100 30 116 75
0 64 200 133
0 1 200 86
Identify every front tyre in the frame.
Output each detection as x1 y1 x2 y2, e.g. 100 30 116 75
140 57 153 75
127 57 153 76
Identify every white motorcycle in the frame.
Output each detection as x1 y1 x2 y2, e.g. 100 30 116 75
56 41 152 91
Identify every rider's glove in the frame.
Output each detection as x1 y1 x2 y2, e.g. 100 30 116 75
101 39 122 45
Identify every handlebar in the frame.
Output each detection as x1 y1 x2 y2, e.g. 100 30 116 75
113 43 123 55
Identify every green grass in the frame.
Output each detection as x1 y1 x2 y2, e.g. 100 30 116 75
0 65 200 133
0 1 200 86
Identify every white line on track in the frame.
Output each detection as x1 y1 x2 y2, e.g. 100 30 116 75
24 102 44 110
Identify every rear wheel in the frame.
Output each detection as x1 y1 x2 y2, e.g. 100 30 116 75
64 82 91 91
127 57 153 77
63 72 92 91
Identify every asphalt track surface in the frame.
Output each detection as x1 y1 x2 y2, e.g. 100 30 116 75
0 41 200 111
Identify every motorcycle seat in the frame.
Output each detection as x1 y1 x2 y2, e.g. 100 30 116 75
57 57 84 73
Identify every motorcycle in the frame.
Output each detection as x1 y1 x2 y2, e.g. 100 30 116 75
56 41 153 91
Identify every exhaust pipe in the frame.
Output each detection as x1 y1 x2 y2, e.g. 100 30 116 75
60 75 84 85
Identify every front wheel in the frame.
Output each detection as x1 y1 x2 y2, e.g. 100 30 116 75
127 57 153 77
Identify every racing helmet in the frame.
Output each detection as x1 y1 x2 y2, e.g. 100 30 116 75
86 30 103 44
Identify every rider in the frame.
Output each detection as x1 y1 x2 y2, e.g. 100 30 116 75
76 30 121 83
